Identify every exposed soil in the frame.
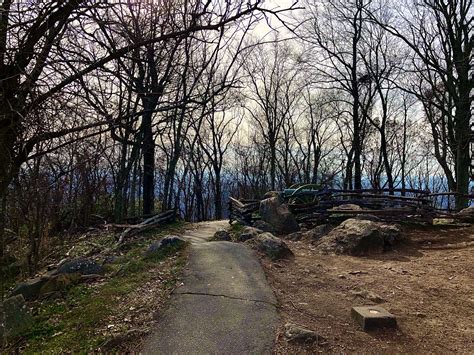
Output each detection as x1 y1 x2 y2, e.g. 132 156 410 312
261 224 474 354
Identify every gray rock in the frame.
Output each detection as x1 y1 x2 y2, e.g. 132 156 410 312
286 231 304 241
55 258 104 276
305 224 333 242
246 232 293 260
259 197 300 234
145 235 186 257
284 323 322 343
238 226 263 242
11 276 49 301
0 295 33 341
315 219 404 255
213 230 231 241
252 220 275 233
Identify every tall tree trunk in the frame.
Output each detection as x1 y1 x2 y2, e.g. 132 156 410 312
454 93 471 209
142 109 155 215
453 41 471 209
163 157 179 210
380 128 394 192
269 139 276 190
401 104 408 196
214 168 222 219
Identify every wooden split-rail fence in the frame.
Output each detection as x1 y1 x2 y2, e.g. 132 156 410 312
229 187 474 225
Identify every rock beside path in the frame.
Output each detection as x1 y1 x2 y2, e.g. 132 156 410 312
252 220 275 233
284 323 322 343
315 218 405 255
260 196 300 234
55 257 104 276
238 226 263 242
11 276 49 301
145 235 187 257
246 232 293 260
212 230 231 241
286 231 304 241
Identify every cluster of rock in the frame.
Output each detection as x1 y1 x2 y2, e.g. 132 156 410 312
283 217 406 256
10 258 105 302
2 234 187 342
313 218 405 255
229 194 409 257
258 194 410 255
1 257 106 341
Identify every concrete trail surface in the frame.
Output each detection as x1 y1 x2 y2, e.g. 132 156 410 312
142 220 279 354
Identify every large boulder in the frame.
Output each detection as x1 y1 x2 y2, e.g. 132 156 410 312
11 276 49 301
55 258 104 276
259 196 300 234
315 219 404 256
145 235 187 257
0 295 33 341
213 230 232 241
246 232 293 260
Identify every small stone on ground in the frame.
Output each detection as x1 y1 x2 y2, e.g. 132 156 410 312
351 305 397 330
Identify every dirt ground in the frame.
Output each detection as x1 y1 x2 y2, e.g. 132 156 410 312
261 223 474 354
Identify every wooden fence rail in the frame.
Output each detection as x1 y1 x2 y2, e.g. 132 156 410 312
229 189 474 225
228 197 260 225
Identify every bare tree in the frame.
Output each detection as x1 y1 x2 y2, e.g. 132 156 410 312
369 0 473 208
244 39 301 190
302 0 375 190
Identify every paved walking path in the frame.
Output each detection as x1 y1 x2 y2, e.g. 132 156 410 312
142 221 278 354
